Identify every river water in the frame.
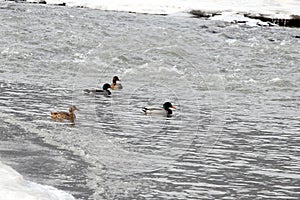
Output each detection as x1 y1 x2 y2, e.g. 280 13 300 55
0 2 299 199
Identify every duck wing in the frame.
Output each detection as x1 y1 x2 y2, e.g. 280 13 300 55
111 83 123 90
142 107 163 113
50 111 70 119
83 89 104 94
83 89 111 96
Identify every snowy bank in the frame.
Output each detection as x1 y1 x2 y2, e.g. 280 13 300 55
4 0 300 27
0 161 75 200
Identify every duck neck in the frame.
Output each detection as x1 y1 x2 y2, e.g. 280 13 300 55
165 108 172 115
69 110 75 120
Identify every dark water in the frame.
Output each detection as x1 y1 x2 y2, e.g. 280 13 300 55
0 2 299 199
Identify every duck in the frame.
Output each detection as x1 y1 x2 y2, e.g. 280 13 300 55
83 83 111 96
110 76 123 90
142 102 176 116
50 105 79 123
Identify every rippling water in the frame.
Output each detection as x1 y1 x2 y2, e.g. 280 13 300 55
0 2 300 199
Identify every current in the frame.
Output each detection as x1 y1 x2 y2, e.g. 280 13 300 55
0 1 299 199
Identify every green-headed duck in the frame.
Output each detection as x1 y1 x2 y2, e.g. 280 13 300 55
142 102 176 116
83 83 111 96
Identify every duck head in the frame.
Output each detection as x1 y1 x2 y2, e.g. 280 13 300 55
163 102 175 110
112 76 120 84
163 102 176 115
69 105 79 112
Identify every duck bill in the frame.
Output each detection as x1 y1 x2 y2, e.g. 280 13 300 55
171 106 176 109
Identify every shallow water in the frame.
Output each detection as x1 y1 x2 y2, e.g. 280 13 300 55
0 2 299 199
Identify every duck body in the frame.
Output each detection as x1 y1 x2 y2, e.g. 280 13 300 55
51 111 73 120
111 83 123 90
143 102 175 116
110 76 123 90
51 105 79 123
142 107 170 115
84 83 111 96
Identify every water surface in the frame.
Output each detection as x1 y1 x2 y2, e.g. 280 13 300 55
0 2 299 199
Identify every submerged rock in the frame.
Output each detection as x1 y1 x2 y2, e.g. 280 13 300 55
245 13 300 28
190 10 300 28
190 10 220 18
5 0 66 6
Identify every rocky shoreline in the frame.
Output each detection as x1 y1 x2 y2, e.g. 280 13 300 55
245 13 300 28
190 10 300 28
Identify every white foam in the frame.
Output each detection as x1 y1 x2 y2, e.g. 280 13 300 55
270 77 283 82
41 0 300 17
0 161 75 200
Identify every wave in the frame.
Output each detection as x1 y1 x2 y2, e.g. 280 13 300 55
0 161 75 200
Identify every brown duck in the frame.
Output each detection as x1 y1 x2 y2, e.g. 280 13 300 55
50 105 79 123
110 76 123 90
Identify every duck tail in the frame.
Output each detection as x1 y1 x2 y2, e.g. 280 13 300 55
50 112 56 119
83 89 90 93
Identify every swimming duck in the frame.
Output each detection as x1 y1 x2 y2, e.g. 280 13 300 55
142 102 176 115
83 83 111 96
110 76 123 90
50 105 79 123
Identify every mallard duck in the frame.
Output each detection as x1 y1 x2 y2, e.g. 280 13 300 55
110 76 123 90
142 102 176 115
50 105 79 123
83 83 111 96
